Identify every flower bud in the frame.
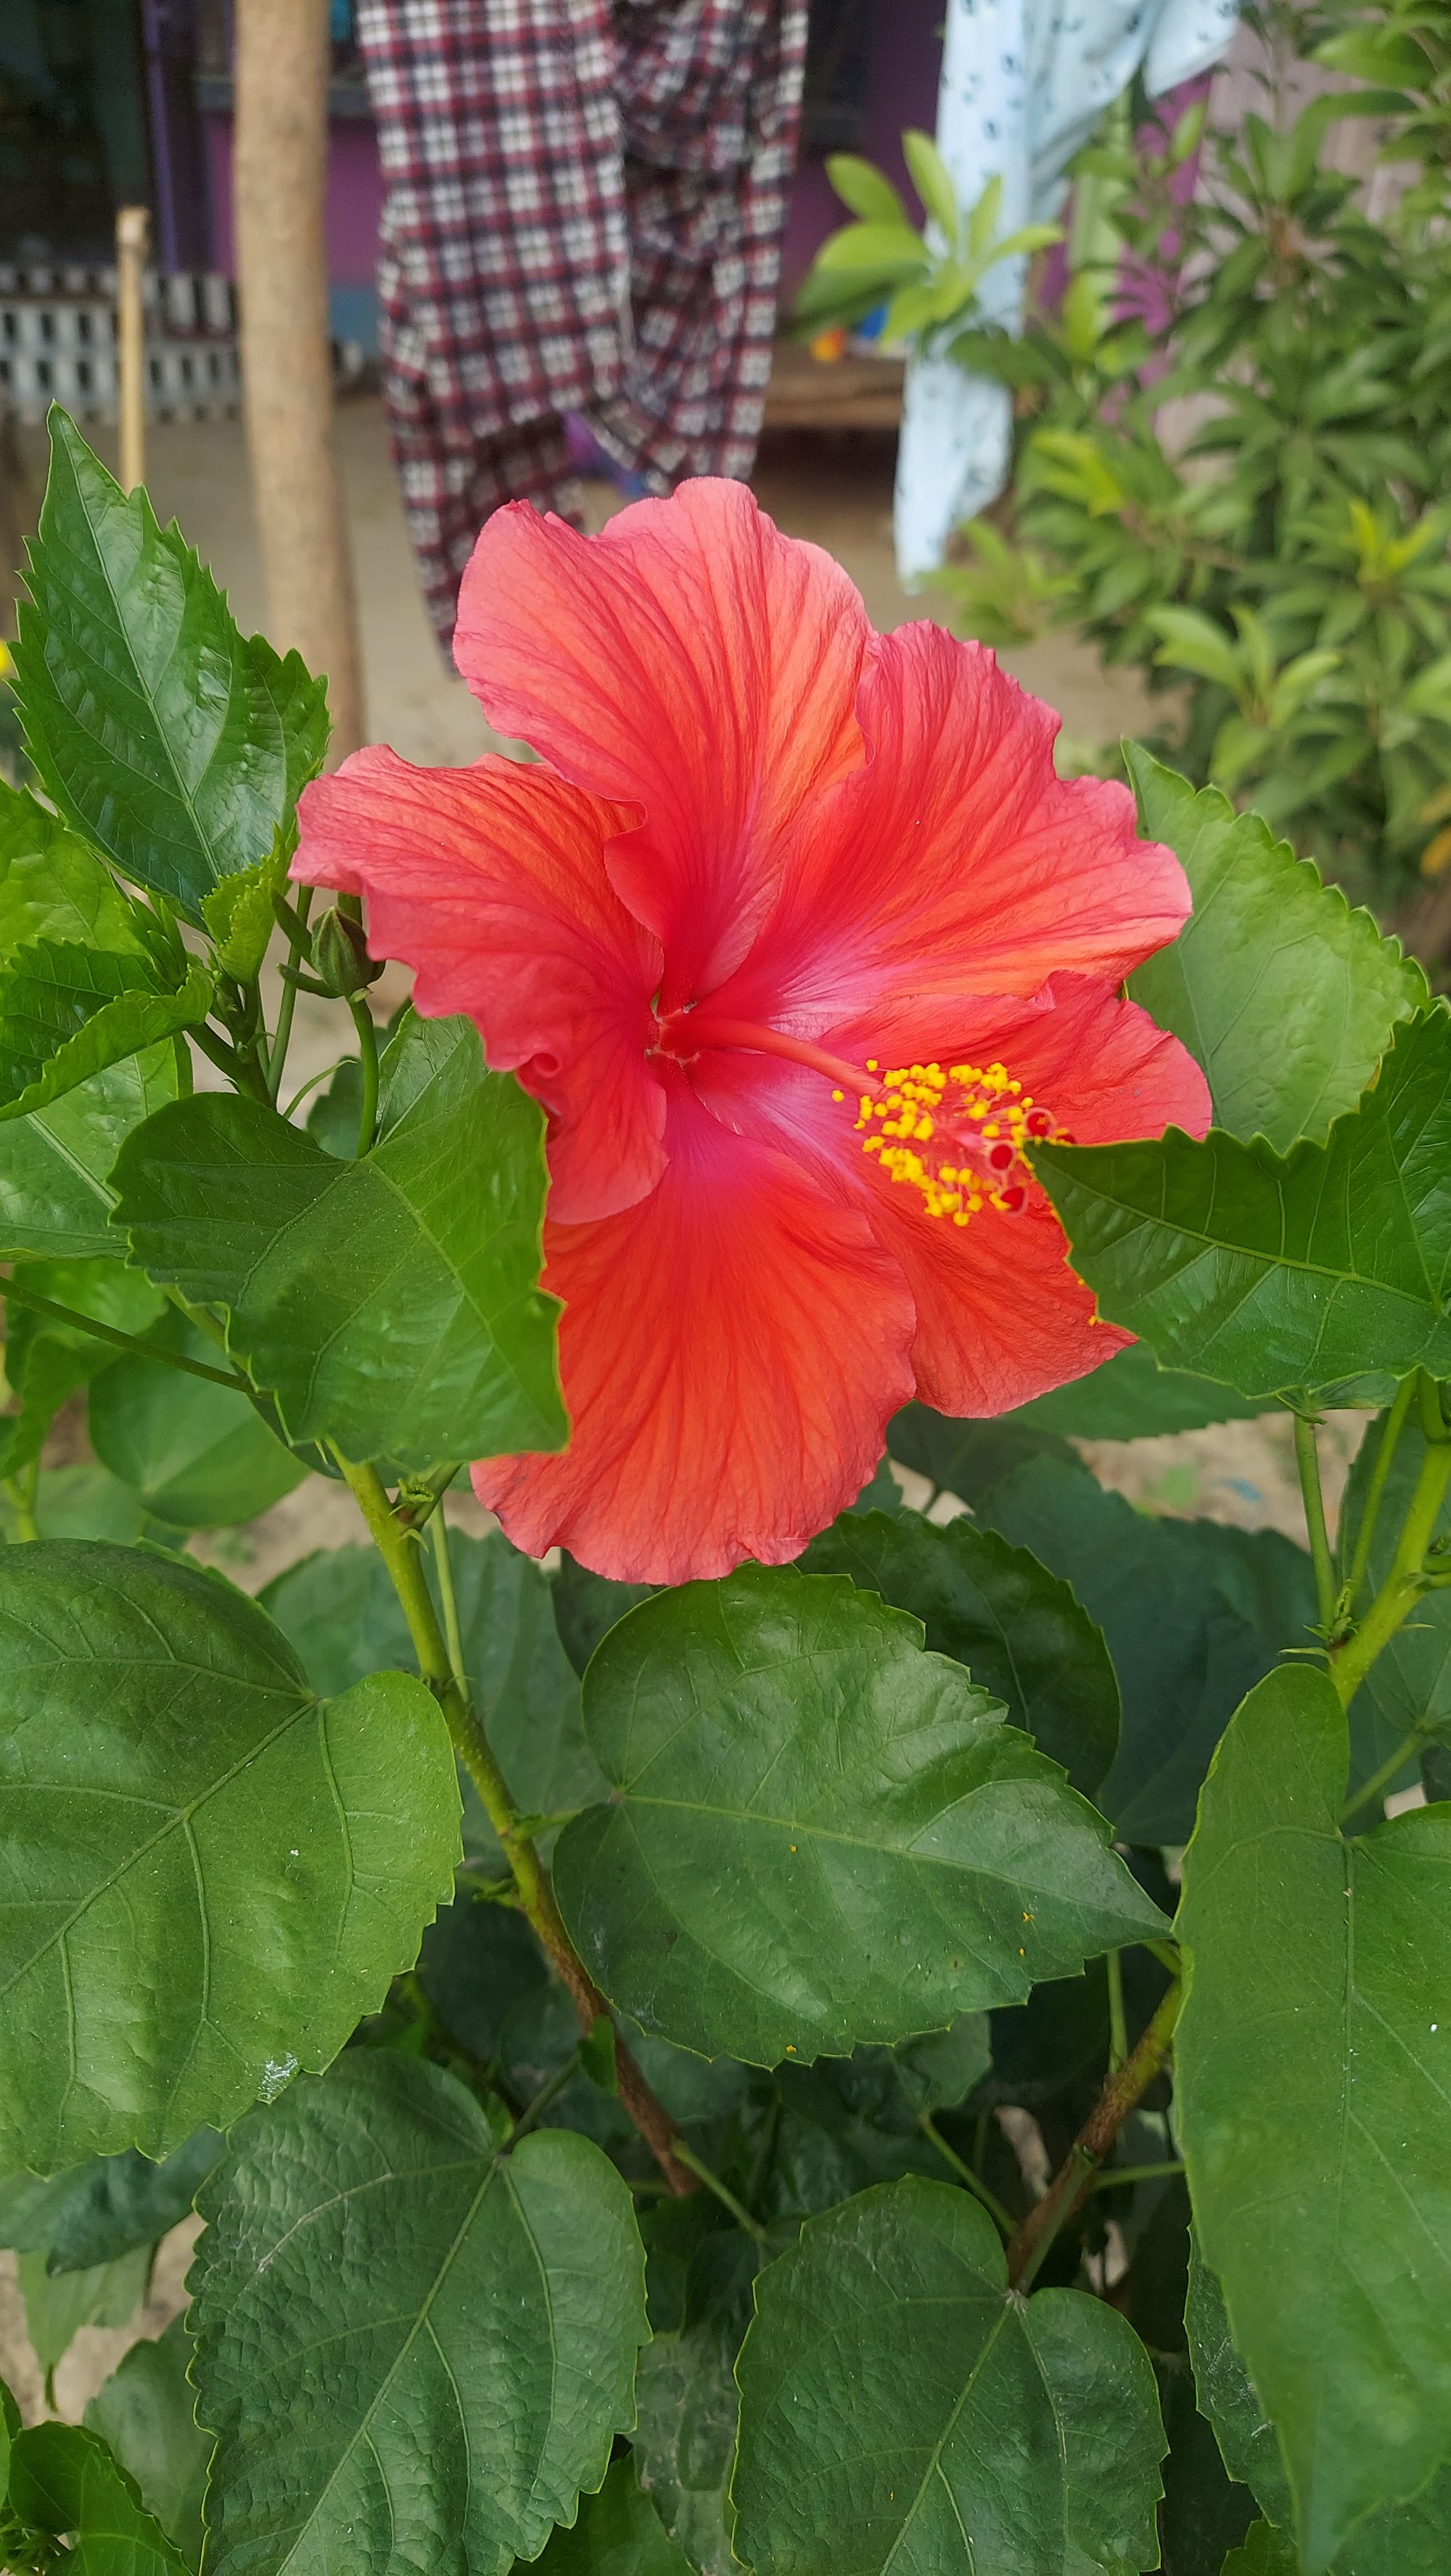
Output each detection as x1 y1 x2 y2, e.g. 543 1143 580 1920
311 906 382 997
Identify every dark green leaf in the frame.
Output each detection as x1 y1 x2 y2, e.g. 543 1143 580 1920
88 1313 306 1528
86 2317 210 2569
552 1553 655 1678
1125 749 1426 1150
633 2330 741 2576
7 2420 187 2573
732 2178 1165 2575
1009 1339 1273 1437
1034 1011 1451 1404
0 944 210 1122
12 411 329 923
887 1399 1074 1503
190 2051 649 2576
802 1505 1120 1795
0 1541 460 2167
0 1043 181 1262
18 1463 148 1544
112 1018 564 1468
537 2456 692 2573
1177 1663 1451 2567
0 2128 223 2273
0 1256 165 1478
1222 2523 1297 2575
979 1454 1316 1843
1156 2355 1257 2576
0 782 144 959
554 1565 1164 2067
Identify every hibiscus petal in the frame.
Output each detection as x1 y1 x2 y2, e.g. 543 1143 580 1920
452 481 872 1000
712 620 1191 1034
295 748 665 1225
472 1071 917 1584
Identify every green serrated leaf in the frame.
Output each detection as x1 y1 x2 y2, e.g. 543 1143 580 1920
0 1541 461 2168
88 1311 306 1528
0 781 144 960
1177 1663 1451 2568
86 2317 210 2570
0 2128 223 2273
537 2455 692 2573
1125 750 1426 1151
978 1452 1317 1843
12 411 329 923
0 1042 181 1262
190 2051 649 2576
553 1565 1164 2067
0 945 211 1122
633 2325 740 2576
0 1255 166 1478
802 1505 1120 1795
1008 1338 1274 1437
17 2241 152 2382
200 822 290 982
1035 1009 1451 1404
7 2419 188 2573
732 2178 1166 2575
111 1015 564 1469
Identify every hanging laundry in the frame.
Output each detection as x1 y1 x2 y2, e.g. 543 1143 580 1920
355 0 807 641
894 0 1240 582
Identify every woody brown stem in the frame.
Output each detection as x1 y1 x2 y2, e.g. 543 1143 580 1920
1006 1979 1182 2289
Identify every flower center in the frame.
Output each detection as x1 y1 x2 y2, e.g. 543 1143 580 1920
650 1013 1062 1227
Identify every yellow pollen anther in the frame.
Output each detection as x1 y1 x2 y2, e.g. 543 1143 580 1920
841 1052 1055 1231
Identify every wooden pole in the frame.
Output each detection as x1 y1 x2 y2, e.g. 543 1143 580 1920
232 0 364 761
115 205 149 494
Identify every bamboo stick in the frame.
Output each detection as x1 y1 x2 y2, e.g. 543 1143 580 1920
115 205 149 494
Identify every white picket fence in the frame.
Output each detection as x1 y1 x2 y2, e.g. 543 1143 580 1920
0 266 370 425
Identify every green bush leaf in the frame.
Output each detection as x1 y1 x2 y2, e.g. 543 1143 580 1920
0 945 211 1123
633 2327 740 2576
0 1043 181 1262
16 2242 152 2384
1176 1663 1451 2567
825 152 911 226
111 1018 564 1469
88 1314 307 1528
12 410 329 924
802 1505 1120 1794
552 1552 656 1677
979 1453 1317 1843
553 1565 1163 2066
262 1529 606 1866
1035 1009 1451 1403
0 783 144 960
1126 750 1426 1151
538 2456 691 2572
86 2318 210 2570
7 2420 188 2573
886 1399 1075 1505
1009 1338 1274 1436
190 2051 649 2576
0 1255 165 1478
0 1541 460 2168
731 2178 1166 2575
0 2128 223 2273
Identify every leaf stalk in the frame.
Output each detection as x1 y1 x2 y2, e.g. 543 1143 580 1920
1005 1978 1182 2290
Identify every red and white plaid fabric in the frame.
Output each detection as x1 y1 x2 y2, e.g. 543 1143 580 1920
354 0 808 640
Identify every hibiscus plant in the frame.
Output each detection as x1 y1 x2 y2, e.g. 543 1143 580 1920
1 410 1451 2576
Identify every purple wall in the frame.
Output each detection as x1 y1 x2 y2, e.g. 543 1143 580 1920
203 112 382 286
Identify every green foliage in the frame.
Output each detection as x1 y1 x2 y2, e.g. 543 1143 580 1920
85 2320 210 2570
0 1043 181 1261
189 2053 649 2576
7 2421 188 2574
732 2178 1166 2574
13 411 327 923
86 1312 306 1528
1177 1663 1451 2566
0 2128 223 2272
553 1566 1162 2065
0 1543 460 2165
110 1016 565 1470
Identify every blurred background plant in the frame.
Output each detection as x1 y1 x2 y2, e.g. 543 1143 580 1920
797 0 1451 950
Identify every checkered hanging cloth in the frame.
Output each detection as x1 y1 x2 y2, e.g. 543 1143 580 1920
355 0 808 641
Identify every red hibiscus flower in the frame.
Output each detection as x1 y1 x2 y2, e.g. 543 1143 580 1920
295 481 1209 1583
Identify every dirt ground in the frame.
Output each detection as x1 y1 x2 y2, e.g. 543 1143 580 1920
0 398 1363 2420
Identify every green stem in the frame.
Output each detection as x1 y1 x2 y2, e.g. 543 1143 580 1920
1 1275 251 1389
1006 1980 1182 2291
192 1019 272 1103
1340 1727 1427 1830
1090 2158 1185 2192
431 1509 469 1700
1142 1936 1182 1977
3 1459 40 1541
348 995 380 1156
1106 1949 1128 2075
334 1449 694 2194
1331 1404 1451 1708
506 2052 582 2149
1344 1374 1415 1604
267 883 314 1100
1293 1410 1336 1635
918 2111 1016 2238
673 2141 768 2242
